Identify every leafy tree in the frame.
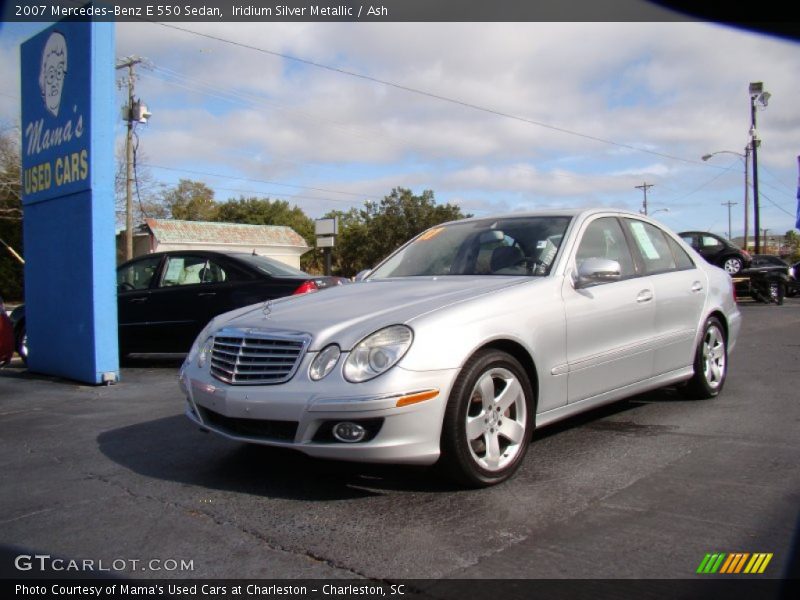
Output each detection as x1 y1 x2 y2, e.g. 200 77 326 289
114 142 168 229
214 196 321 271
161 179 218 221
322 208 367 276
0 125 23 300
215 196 314 240
328 188 468 277
784 230 800 262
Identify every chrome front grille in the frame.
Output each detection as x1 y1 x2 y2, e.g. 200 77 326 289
209 328 310 385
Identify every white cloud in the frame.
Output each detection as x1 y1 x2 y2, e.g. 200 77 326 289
4 20 798 234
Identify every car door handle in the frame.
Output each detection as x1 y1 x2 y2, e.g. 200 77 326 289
636 290 654 303
198 292 217 297
691 282 704 293
129 297 148 303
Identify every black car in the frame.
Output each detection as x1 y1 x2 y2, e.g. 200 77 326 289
748 254 791 271
737 254 793 305
746 254 800 298
678 231 751 275
15 251 345 359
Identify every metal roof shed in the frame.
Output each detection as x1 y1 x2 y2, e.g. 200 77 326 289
118 219 310 268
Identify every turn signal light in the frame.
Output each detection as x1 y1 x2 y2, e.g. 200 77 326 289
396 389 439 408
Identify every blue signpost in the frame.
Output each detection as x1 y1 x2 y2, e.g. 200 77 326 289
20 21 119 384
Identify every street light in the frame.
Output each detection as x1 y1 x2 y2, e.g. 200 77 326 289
650 208 670 217
749 81 770 254
702 148 750 249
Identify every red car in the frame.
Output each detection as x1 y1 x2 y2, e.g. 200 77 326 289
0 296 14 365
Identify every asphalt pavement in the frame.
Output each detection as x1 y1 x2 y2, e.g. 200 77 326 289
0 298 798 588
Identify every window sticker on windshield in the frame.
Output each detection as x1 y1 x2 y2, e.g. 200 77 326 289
536 240 548 249
630 222 660 260
418 227 444 242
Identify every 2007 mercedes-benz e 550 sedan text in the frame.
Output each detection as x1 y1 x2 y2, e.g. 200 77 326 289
180 209 741 486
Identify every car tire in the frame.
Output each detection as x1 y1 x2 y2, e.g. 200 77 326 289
768 282 785 305
681 316 727 399
722 256 744 274
16 321 27 366
439 349 534 487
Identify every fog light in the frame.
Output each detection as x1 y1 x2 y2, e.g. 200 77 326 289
332 421 367 443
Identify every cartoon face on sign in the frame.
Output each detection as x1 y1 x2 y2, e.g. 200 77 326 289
38 32 68 118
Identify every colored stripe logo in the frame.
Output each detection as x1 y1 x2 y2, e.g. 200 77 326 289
697 553 773 574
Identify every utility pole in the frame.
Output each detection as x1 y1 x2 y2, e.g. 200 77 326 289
635 182 654 216
117 57 143 261
749 82 770 254
743 143 751 252
721 201 738 240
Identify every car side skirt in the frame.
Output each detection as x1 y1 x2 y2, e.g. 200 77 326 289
536 366 694 429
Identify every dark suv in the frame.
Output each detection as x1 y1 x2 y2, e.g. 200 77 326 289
678 231 751 275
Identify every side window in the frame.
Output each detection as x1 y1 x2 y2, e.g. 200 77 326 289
626 220 677 274
666 236 696 270
575 217 636 279
160 256 229 287
117 256 161 291
701 235 723 249
680 234 698 250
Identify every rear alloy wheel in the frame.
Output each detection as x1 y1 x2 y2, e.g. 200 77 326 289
682 317 727 399
440 349 534 487
723 257 744 274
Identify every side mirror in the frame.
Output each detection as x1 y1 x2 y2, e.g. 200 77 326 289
575 258 621 288
354 269 371 282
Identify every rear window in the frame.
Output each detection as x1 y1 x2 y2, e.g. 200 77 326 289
236 254 309 278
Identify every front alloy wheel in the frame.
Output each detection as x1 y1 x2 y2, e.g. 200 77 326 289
440 349 534 487
682 317 727 399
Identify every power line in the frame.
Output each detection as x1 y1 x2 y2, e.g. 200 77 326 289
154 22 708 167
142 163 381 200
661 162 738 204
758 190 796 218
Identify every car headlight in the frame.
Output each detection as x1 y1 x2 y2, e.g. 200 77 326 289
309 344 341 381
343 325 413 383
186 321 216 366
197 336 214 368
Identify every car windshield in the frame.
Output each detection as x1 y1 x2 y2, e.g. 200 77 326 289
235 254 309 278
369 216 572 279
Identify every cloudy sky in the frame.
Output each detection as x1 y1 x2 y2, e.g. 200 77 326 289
1 16 799 240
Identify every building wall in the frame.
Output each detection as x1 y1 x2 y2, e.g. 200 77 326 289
153 242 304 269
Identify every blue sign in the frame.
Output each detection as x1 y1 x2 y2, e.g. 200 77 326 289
21 25 92 204
21 21 119 385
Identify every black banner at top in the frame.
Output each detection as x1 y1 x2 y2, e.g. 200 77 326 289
2 0 799 29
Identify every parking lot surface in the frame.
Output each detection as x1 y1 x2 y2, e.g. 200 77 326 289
1 299 798 584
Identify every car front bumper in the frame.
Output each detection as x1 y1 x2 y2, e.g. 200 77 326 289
180 355 458 465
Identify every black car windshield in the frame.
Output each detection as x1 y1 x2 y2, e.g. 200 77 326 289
235 254 309 278
369 216 572 279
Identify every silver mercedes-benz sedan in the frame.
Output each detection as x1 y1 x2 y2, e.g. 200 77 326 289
179 209 741 486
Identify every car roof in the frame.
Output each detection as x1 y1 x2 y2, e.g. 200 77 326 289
120 249 284 263
438 207 646 228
